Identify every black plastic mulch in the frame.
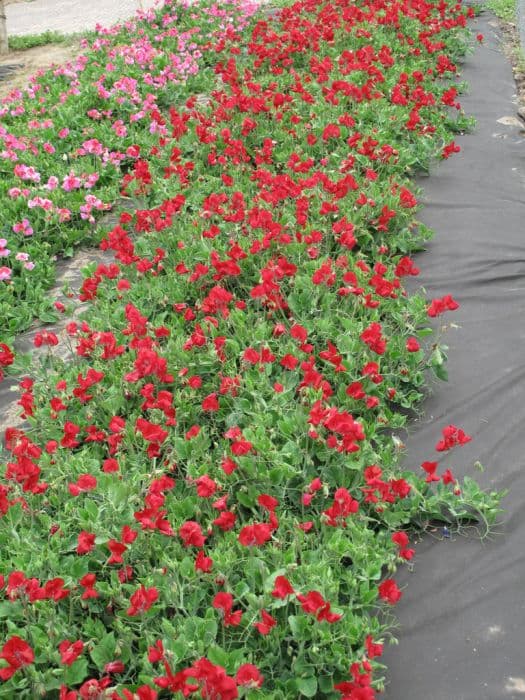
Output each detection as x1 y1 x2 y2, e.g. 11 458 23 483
384 9 525 700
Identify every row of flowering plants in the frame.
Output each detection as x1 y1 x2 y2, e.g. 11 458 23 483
0 0 261 335
0 0 503 697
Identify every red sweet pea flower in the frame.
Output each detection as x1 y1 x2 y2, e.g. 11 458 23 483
195 475 217 498
254 610 277 635
435 424 471 451
365 635 383 659
236 664 263 688
126 585 159 616
322 123 341 141
0 343 14 382
212 592 243 627
230 438 253 456
107 539 127 564
0 636 34 680
442 468 456 485
59 685 78 700
185 425 201 440
427 294 459 317
148 640 165 663
202 393 220 411
104 660 125 674
33 331 59 348
103 458 119 473
406 337 420 352
395 256 420 277
59 640 84 666
442 141 461 159
121 525 138 544
136 418 168 444
391 532 409 548
221 457 238 475
421 461 440 483
392 532 415 561
0 343 14 367
195 550 213 573
238 523 272 546
43 577 70 601
61 421 81 448
213 511 236 531
130 686 158 700
271 575 294 599
360 322 386 355
378 579 403 605
68 474 97 496
79 573 98 600
279 354 298 371
297 590 325 614
190 658 238 700
317 601 342 624
257 494 279 512
179 521 206 548
398 186 417 208
77 531 96 555
78 678 112 700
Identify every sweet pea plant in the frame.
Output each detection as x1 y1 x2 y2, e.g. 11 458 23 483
0 0 502 698
0 0 260 334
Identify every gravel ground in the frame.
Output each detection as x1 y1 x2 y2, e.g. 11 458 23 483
5 0 160 36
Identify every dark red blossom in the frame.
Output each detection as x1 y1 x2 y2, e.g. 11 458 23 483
271 576 294 599
378 579 403 605
212 592 243 627
254 610 277 635
59 640 84 666
435 424 472 451
427 294 459 317
0 636 34 680
179 520 206 548
126 585 159 616
236 664 263 688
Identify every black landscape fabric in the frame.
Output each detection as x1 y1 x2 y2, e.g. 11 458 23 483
384 8 525 700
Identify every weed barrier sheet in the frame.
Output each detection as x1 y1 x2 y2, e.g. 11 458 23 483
383 9 525 700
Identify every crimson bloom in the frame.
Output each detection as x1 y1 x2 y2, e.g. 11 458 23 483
0 636 34 680
127 585 159 616
254 610 277 635
236 663 263 688
427 294 459 317
179 520 206 548
435 424 471 451
212 592 243 627
378 579 403 605
59 640 84 666
76 531 96 555
271 575 294 599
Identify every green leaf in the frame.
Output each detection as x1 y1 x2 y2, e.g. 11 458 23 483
62 658 89 686
296 676 318 697
90 632 116 670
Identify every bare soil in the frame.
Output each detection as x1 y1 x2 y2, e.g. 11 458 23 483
0 42 80 99
487 12 525 120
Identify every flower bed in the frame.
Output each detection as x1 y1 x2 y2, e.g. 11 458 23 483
0 0 260 335
0 0 502 698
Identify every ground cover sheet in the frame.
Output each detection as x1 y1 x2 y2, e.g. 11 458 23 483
384 9 525 700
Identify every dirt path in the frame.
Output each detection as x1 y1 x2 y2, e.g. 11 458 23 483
0 43 80 98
